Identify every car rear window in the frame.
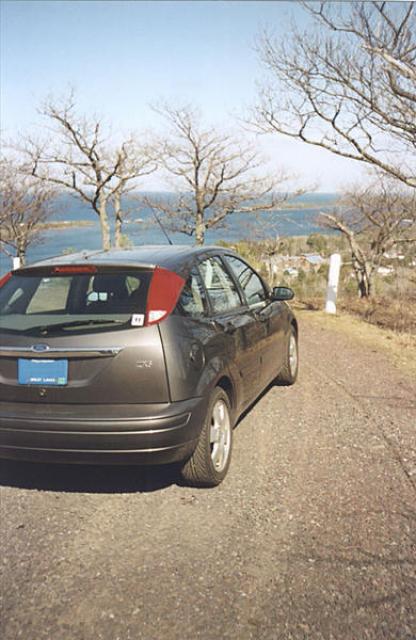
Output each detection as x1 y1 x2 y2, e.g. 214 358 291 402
0 269 152 334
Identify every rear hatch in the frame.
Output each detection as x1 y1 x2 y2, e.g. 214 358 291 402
0 264 183 405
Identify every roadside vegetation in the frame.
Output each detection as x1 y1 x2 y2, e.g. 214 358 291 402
220 234 416 335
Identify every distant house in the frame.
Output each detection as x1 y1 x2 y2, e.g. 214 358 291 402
383 250 405 261
265 253 326 277
284 267 299 278
301 253 325 271
377 266 395 276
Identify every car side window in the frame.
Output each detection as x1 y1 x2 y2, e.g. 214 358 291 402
198 256 242 315
178 268 207 318
224 255 268 308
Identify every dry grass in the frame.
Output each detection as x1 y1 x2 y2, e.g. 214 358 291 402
295 294 416 335
292 272 416 335
338 296 416 334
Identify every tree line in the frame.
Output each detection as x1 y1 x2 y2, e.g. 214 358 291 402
1 1 415 298
1 97 295 261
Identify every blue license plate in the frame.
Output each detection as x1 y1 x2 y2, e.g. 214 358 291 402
18 359 68 386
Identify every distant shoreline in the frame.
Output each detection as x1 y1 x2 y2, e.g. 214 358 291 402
40 220 94 231
3 193 338 272
1 220 94 245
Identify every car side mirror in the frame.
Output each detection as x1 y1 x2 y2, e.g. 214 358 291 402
270 286 294 301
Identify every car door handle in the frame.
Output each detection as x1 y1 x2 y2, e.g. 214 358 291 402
210 320 237 334
211 320 237 334
254 310 269 322
224 321 237 334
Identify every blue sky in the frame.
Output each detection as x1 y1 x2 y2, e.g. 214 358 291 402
1 0 365 190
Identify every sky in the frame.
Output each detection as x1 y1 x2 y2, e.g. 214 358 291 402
1 0 366 191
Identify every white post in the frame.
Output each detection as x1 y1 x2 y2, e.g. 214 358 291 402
12 256 21 270
325 253 342 314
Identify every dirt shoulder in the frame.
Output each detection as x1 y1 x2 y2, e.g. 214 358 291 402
296 307 416 378
297 308 416 485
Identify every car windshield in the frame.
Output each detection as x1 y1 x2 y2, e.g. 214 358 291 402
0 269 152 334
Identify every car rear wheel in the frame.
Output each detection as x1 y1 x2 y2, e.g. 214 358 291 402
276 325 298 385
181 387 233 487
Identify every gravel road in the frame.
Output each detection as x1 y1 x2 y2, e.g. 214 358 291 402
1 311 415 640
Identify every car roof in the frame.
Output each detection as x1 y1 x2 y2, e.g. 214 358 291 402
18 245 238 276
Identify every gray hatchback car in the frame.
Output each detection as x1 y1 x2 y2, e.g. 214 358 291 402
0 245 298 486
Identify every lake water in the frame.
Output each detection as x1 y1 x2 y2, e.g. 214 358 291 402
1 192 339 274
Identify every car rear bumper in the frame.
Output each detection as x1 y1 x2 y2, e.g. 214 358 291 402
0 398 208 465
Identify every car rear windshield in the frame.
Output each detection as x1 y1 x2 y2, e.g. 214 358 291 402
0 269 152 335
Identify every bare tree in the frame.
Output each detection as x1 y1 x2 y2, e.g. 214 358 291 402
19 93 155 250
255 1 416 189
111 141 156 248
145 105 297 245
0 159 56 265
321 177 416 298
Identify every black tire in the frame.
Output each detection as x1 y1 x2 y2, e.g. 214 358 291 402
181 387 233 487
276 325 298 386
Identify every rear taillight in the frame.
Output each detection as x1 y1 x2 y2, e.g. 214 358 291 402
146 267 185 326
0 272 12 288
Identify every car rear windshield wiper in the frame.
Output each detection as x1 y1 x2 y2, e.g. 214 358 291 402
38 319 125 334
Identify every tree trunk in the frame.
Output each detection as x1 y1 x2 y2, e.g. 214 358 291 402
114 191 123 249
114 215 122 248
16 240 26 266
354 266 372 298
97 194 111 251
195 213 205 245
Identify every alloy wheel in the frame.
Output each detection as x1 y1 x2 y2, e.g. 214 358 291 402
209 398 231 472
289 333 298 377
